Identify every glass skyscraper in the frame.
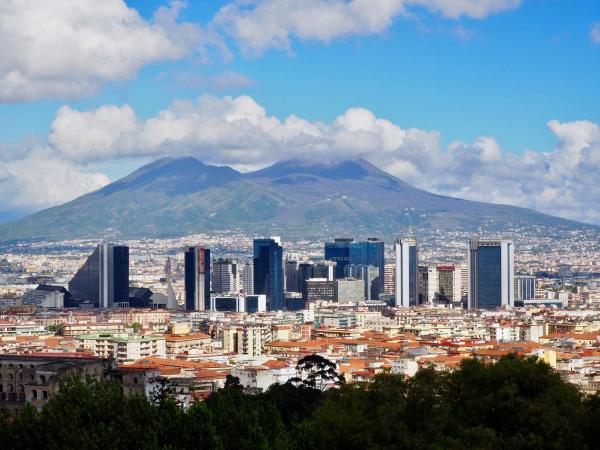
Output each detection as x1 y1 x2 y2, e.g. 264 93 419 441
349 238 385 296
184 246 211 311
69 243 129 308
468 238 514 309
394 238 418 307
324 238 353 279
253 237 284 311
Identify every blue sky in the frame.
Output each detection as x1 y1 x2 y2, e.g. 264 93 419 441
1 0 600 223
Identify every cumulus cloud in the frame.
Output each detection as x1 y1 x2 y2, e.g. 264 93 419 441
408 0 521 19
0 0 222 102
0 147 109 213
213 0 520 54
44 95 600 224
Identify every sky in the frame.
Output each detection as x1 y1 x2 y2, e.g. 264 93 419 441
0 0 599 224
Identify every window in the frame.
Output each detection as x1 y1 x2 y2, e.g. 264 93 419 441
42 391 48 399
39 375 46 384
32 390 37 400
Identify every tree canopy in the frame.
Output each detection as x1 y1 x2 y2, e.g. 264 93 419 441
1 354 599 449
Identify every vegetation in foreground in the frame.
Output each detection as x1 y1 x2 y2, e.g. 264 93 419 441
2 354 600 450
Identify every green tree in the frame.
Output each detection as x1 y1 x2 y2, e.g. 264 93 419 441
289 354 345 390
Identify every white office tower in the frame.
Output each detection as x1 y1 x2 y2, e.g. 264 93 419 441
212 258 240 294
241 262 254 295
468 238 514 309
394 238 418 308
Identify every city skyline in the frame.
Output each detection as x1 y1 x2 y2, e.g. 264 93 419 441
0 0 599 226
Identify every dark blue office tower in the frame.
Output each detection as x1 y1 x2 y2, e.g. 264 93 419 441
69 243 129 308
184 246 211 311
253 237 284 311
349 238 385 297
324 238 353 279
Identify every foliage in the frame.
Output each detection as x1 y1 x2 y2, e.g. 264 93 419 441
1 355 599 449
46 323 64 334
288 353 345 390
130 322 143 333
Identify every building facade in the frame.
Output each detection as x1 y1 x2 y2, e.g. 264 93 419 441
253 238 284 311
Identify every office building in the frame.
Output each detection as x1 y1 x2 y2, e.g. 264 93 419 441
212 258 239 294
394 238 418 308
241 262 254 294
418 265 429 305
384 263 396 295
285 260 300 293
184 246 211 311
336 278 365 304
468 238 515 309
515 275 536 300
313 260 336 281
345 264 379 300
428 265 463 304
253 237 284 311
69 243 129 308
324 238 353 279
305 278 335 302
349 238 385 295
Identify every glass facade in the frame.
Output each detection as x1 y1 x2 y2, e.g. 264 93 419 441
253 239 284 311
476 246 502 309
324 238 353 279
349 239 385 297
408 245 418 306
184 247 211 311
68 244 129 308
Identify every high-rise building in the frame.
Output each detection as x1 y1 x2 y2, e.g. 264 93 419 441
324 238 353 279
430 265 463 304
349 238 385 295
184 246 211 311
212 258 239 294
241 262 254 294
285 260 299 292
253 237 284 311
468 238 514 309
313 260 336 281
305 278 335 302
418 265 429 305
383 263 396 295
297 262 314 299
69 243 129 308
394 238 418 307
344 264 379 300
335 278 365 304
514 275 536 300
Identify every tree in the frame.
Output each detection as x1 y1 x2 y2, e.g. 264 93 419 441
131 322 143 333
46 323 64 335
289 354 345 390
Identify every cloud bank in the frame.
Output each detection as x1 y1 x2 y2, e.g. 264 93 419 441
0 0 223 102
21 94 598 224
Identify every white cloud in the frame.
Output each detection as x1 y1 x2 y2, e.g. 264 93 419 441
0 0 220 102
45 95 600 224
0 147 109 213
214 0 520 54
407 0 521 19
591 23 600 44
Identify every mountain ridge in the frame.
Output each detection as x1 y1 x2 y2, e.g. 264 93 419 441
0 156 595 242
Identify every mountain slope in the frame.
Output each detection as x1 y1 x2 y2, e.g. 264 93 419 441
0 156 593 242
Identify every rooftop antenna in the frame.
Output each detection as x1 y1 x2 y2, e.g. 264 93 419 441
407 226 414 240
477 226 483 238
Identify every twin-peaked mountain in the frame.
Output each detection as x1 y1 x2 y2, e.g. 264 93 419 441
0 156 592 242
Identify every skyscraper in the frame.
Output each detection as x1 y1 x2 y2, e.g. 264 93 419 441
69 243 129 308
349 238 385 296
253 237 284 311
344 264 379 300
394 238 418 308
184 246 211 311
285 260 300 293
241 262 254 294
324 238 353 279
514 275 536 300
212 258 239 294
468 238 514 309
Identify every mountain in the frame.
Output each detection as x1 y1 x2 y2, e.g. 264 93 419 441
0 156 594 242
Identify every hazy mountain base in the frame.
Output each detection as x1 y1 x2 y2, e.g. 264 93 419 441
0 157 594 242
